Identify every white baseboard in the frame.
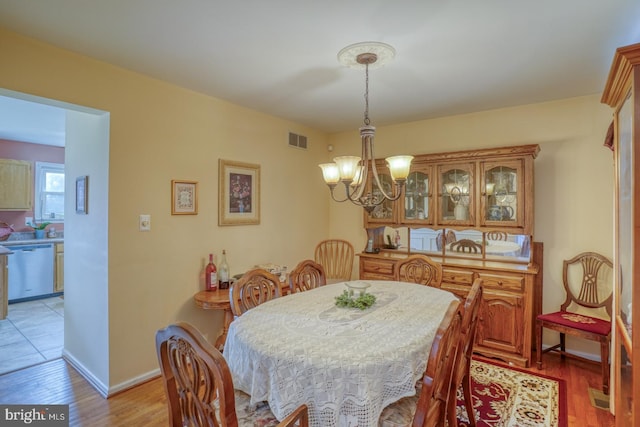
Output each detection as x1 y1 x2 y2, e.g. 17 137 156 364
62 349 109 398
62 349 161 398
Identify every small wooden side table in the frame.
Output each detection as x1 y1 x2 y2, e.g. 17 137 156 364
194 280 291 351
194 289 233 351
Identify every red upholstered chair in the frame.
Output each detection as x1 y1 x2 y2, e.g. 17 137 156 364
435 230 457 251
536 252 613 394
156 322 308 427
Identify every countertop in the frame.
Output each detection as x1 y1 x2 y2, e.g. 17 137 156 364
0 234 64 254
0 238 64 246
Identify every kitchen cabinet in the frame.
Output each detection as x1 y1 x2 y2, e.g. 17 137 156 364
601 42 640 426
0 159 32 210
54 243 64 293
359 244 542 367
363 145 538 236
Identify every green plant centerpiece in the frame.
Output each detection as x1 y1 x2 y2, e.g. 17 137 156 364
336 289 376 310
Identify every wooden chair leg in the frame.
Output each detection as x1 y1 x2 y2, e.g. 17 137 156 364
447 388 457 427
536 321 543 369
559 333 566 359
601 339 610 395
462 374 476 427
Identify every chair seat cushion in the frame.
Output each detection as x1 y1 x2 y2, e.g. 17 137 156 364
537 311 611 336
378 381 421 427
232 390 281 426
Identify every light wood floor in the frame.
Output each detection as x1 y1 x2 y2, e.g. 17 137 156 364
0 353 615 427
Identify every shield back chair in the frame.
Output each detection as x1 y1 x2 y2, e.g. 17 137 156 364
314 239 354 283
395 254 443 288
536 251 614 394
435 230 457 251
447 279 483 427
378 300 463 427
485 230 507 241
229 268 282 317
450 239 482 254
156 322 309 427
289 259 327 293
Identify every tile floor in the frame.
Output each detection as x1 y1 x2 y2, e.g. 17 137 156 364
0 296 63 375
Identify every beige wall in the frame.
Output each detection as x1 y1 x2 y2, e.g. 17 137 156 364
0 28 330 389
327 94 615 358
0 26 615 390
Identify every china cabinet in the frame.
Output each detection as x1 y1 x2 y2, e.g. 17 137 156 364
363 144 538 236
0 159 32 210
601 42 640 426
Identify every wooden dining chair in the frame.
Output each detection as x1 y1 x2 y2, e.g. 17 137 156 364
314 239 354 282
449 239 482 254
435 230 457 251
536 251 613 394
395 254 443 288
229 268 282 317
447 279 483 427
378 299 463 427
156 322 309 427
485 230 507 241
289 259 327 293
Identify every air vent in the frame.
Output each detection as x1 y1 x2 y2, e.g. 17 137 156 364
288 132 308 149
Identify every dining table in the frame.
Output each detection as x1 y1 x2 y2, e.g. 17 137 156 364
223 280 459 427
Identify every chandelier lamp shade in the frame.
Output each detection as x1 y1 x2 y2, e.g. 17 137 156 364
319 42 413 213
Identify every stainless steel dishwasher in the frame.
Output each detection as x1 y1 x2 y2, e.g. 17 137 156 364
7 243 55 302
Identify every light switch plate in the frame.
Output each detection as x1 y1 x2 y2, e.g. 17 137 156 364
139 214 151 231
25 216 33 226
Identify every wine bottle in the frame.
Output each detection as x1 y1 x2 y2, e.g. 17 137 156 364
205 254 218 291
219 249 230 289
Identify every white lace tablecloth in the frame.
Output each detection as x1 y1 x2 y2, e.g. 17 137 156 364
224 280 458 427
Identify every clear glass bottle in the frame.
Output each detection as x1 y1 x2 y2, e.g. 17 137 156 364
205 254 218 291
218 250 230 289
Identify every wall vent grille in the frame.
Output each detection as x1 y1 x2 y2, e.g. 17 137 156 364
288 132 308 149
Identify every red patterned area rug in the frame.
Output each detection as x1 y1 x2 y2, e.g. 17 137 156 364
453 358 567 427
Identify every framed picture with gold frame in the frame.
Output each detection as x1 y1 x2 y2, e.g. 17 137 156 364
218 159 260 225
171 180 198 215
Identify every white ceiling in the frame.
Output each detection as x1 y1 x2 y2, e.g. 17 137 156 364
0 0 639 146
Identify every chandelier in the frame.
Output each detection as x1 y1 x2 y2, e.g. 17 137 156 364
319 42 413 214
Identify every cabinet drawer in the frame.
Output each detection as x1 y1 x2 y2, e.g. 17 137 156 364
442 268 475 286
361 259 394 276
476 273 524 291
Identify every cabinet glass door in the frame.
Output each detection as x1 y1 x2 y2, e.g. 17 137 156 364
364 161 395 225
438 163 474 226
401 167 432 224
481 160 523 228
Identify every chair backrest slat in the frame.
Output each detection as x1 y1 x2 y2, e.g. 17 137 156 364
561 252 613 315
314 239 354 281
395 254 443 288
230 269 282 317
290 260 327 292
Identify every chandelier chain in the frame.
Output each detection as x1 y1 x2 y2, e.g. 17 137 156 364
364 63 370 126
